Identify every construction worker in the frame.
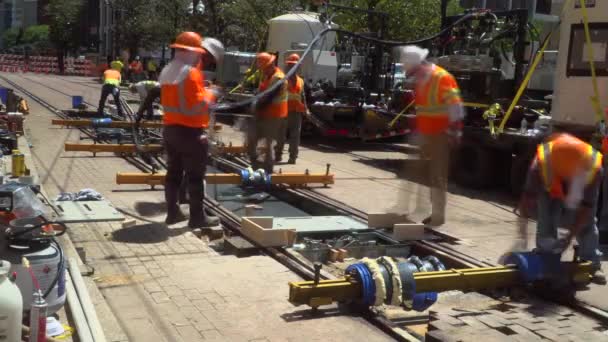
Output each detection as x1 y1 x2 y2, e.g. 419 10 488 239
129 56 144 82
400 45 463 227
147 59 158 80
201 37 224 83
159 31 219 229
247 52 288 173
244 67 262 90
275 53 306 164
518 133 605 284
598 108 608 242
97 62 125 117
129 80 160 122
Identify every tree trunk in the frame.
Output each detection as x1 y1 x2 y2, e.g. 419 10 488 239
58 49 65 75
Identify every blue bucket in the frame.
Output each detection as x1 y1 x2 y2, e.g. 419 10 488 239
0 88 8 104
72 96 84 108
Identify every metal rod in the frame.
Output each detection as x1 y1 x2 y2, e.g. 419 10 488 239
65 271 95 342
68 258 107 342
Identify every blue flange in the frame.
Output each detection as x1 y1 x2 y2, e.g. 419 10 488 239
345 263 376 307
92 118 112 128
504 251 562 283
412 292 438 312
240 168 250 185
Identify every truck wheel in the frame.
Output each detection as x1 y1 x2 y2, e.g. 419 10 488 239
510 155 532 196
453 144 494 188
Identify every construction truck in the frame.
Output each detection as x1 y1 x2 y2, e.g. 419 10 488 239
217 0 606 194
428 0 607 195
219 8 412 141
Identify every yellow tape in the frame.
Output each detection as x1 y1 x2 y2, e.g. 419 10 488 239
498 0 577 133
498 32 553 133
463 102 490 108
389 100 414 128
579 0 603 122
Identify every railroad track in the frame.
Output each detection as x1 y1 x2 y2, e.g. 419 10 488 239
1 73 416 340
6 73 608 340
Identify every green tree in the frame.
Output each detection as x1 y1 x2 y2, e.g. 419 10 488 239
2 28 22 49
23 25 50 48
48 0 83 72
334 0 449 42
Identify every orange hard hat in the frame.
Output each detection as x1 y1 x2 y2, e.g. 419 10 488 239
285 53 301 65
256 52 276 69
549 134 592 179
170 32 205 53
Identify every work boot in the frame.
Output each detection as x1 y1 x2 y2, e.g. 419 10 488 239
422 216 445 227
592 269 607 285
288 157 296 165
165 209 187 225
188 215 220 229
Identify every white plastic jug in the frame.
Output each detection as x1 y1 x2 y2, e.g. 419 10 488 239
0 260 23 342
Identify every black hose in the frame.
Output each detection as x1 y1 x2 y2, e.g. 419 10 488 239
212 12 479 114
43 238 63 299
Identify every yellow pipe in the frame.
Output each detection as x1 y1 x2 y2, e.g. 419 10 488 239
65 143 246 155
65 143 163 153
52 119 163 129
288 262 593 308
52 119 223 131
116 172 335 186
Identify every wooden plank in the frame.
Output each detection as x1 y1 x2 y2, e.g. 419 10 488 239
368 213 411 228
240 217 296 247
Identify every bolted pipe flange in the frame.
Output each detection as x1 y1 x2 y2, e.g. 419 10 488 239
345 263 376 307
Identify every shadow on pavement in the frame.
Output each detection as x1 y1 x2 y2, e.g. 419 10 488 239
134 201 166 217
111 222 188 243
280 306 351 322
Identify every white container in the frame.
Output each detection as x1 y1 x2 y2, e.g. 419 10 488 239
0 260 23 342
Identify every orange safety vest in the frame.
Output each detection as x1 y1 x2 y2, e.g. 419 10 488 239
288 76 306 113
537 142 603 199
103 69 121 86
257 67 288 119
161 66 213 128
414 65 462 135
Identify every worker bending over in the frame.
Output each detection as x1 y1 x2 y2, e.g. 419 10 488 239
519 133 605 284
401 45 464 227
275 54 307 164
159 31 219 229
247 52 288 173
97 62 125 117
130 80 160 122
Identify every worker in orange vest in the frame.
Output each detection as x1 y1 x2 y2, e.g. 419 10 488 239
275 53 307 164
599 108 608 243
400 45 464 227
247 52 288 173
159 32 219 229
519 133 605 284
97 62 125 117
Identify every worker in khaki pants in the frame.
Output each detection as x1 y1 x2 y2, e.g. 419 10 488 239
275 54 307 164
247 52 288 173
401 45 464 227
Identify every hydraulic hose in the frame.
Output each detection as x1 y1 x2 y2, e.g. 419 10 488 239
212 11 479 114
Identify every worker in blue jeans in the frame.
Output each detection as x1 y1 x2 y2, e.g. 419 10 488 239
518 134 605 284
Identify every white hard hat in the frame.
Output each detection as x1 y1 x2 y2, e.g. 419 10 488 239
202 37 225 66
399 45 429 72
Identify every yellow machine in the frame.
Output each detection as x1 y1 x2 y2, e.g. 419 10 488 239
289 252 593 311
